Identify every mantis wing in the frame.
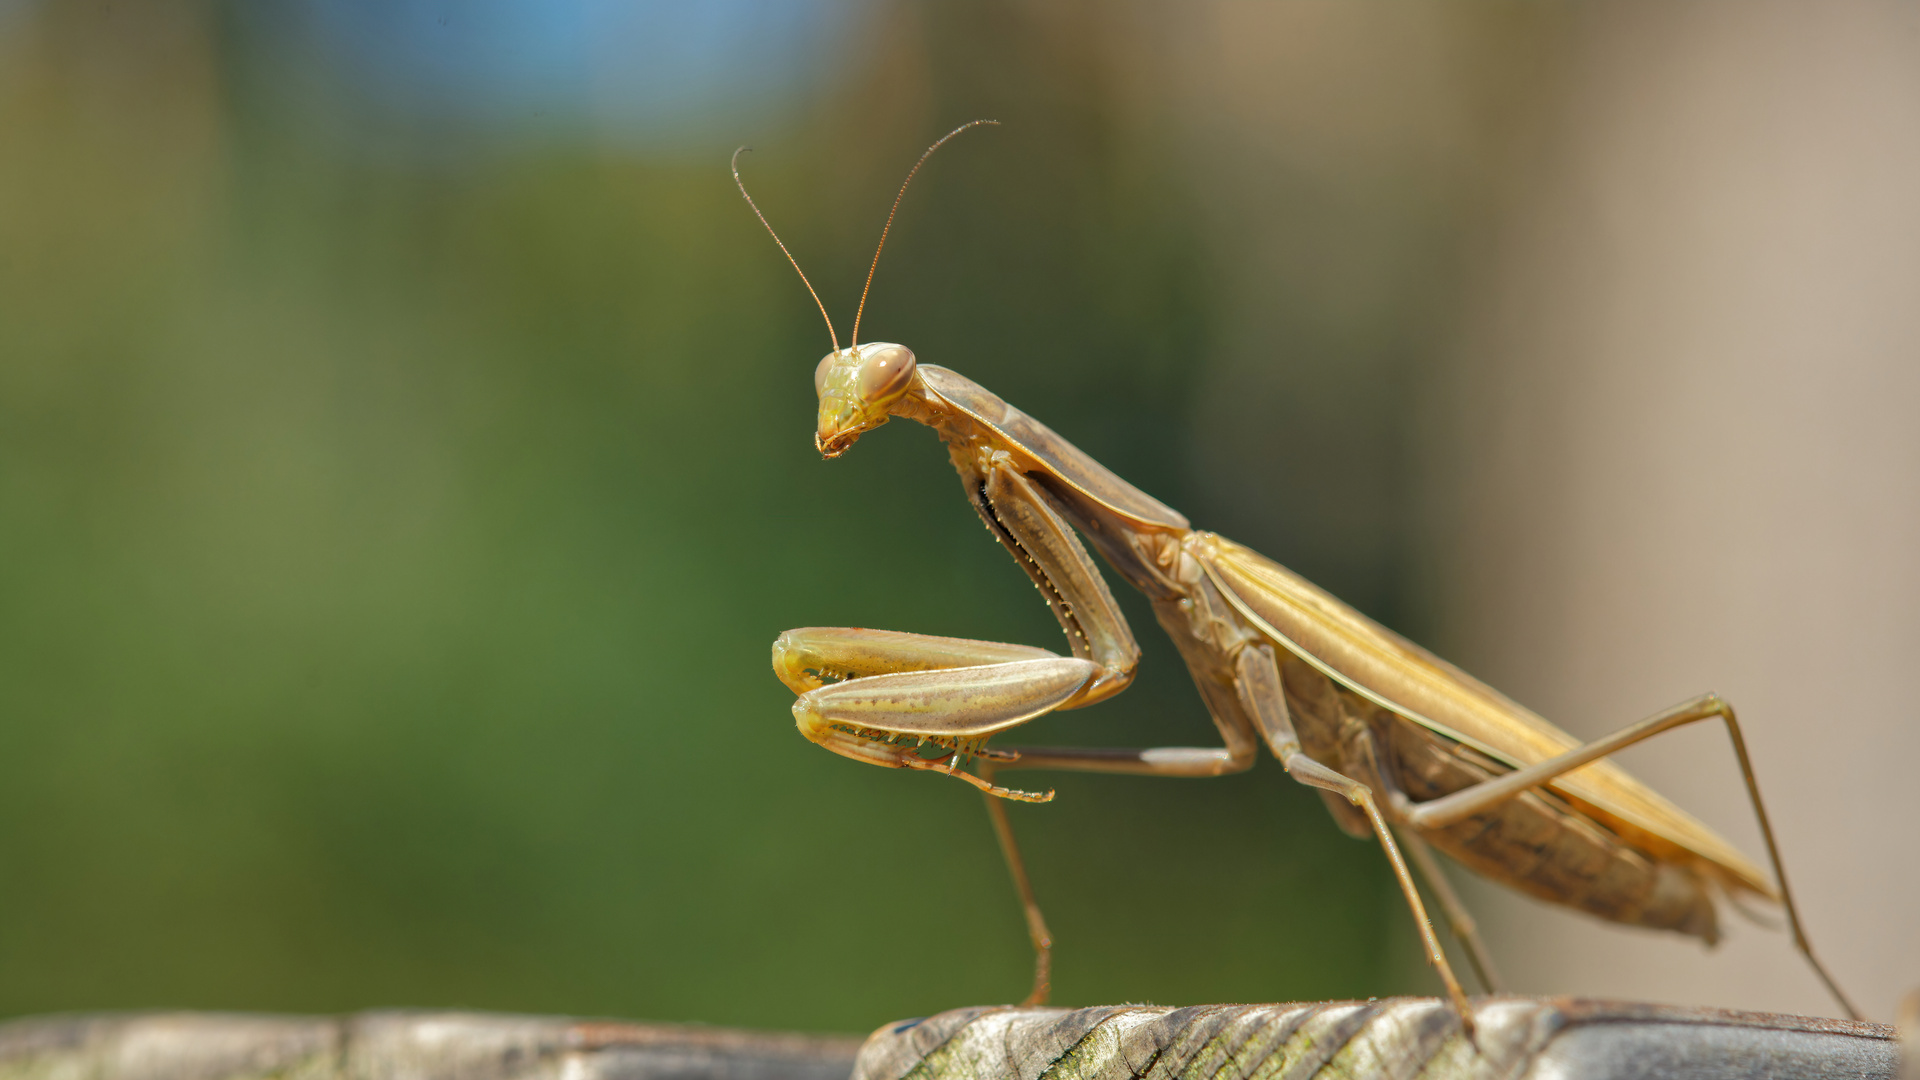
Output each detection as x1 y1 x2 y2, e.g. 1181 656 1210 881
1199 534 1774 898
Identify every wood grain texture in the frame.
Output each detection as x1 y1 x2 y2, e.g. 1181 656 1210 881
853 998 1897 1080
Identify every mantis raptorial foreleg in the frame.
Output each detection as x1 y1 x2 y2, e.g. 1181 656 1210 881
773 456 1259 793
772 454 1275 784
964 460 1138 706
773 628 1089 800
772 627 1064 688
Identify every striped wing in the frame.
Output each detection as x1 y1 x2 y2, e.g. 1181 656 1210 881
1200 534 1773 897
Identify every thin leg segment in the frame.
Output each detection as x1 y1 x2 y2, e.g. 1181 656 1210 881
964 739 1262 1007
976 769 1053 1006
1398 693 1859 1021
1395 825 1504 995
1351 727 1505 994
1286 752 1476 1031
989 744 1253 778
1231 643 1476 1031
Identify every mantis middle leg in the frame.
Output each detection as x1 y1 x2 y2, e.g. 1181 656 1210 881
1225 641 1479 1030
1395 825 1505 995
969 737 1261 1005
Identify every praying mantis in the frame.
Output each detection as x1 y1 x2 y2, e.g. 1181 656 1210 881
734 121 1860 1030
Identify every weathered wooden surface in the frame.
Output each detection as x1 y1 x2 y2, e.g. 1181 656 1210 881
2 1001 1897 1080
853 998 1898 1080
0 1012 863 1080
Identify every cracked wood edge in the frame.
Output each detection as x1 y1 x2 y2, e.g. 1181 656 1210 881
853 997 1899 1080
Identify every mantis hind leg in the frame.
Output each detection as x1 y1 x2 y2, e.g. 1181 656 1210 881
1398 694 1860 1021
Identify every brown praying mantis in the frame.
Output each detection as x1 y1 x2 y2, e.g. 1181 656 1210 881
734 121 1860 1030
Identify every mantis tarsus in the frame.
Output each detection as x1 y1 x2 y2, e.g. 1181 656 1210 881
734 121 1860 1029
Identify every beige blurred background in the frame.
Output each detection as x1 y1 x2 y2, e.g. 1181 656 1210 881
1428 0 1920 1021
1164 0 1920 1021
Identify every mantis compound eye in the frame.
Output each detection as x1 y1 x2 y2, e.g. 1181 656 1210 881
856 344 916 405
815 353 835 396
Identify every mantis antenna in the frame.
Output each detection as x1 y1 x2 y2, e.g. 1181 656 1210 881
850 119 1000 350
732 146 840 356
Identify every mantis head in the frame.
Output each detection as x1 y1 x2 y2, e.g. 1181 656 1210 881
731 120 997 457
814 342 916 457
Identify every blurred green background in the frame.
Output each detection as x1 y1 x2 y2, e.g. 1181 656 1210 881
0 0 1551 1033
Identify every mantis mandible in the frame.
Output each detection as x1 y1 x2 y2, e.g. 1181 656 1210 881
734 121 1859 1029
